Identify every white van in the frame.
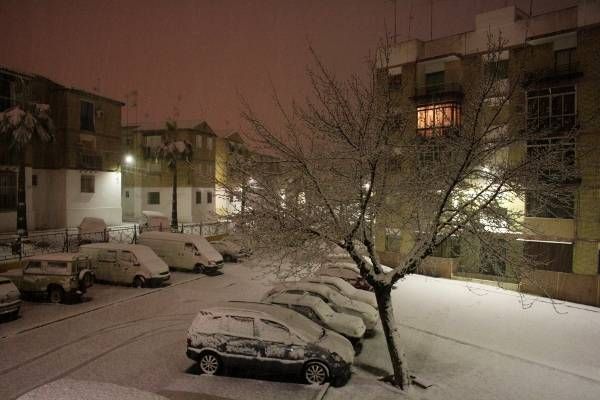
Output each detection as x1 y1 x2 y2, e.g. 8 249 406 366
137 231 223 274
79 243 170 288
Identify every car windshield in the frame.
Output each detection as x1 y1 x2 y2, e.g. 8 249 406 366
279 311 323 341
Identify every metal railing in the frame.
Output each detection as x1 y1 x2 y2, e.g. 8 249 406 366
414 82 463 98
0 221 232 262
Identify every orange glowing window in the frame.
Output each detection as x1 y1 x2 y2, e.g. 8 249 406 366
416 103 461 137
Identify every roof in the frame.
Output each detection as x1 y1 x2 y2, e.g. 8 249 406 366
207 301 299 320
131 119 216 135
267 292 324 308
26 253 87 262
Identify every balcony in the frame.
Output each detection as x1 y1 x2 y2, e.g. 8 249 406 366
525 62 582 84
412 82 463 103
78 150 103 170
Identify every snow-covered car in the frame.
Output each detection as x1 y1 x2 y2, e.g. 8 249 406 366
318 262 372 291
263 292 366 351
0 253 94 303
209 240 245 262
141 210 170 232
264 282 378 332
0 277 21 319
77 217 107 244
186 301 354 386
305 275 377 309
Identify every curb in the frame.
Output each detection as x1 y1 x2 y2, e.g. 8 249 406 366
0 273 208 341
313 382 330 400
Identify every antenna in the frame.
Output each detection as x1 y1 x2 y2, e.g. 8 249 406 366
408 0 414 38
430 0 434 40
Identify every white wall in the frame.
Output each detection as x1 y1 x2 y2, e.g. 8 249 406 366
65 170 122 227
30 168 67 230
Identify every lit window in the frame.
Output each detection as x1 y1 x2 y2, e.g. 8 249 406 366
416 102 461 137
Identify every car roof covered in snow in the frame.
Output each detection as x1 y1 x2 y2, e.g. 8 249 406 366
266 292 329 309
139 231 222 260
25 253 88 262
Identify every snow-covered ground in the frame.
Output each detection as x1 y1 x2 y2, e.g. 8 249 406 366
353 274 600 400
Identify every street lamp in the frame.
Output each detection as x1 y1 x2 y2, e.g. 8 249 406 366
124 154 134 165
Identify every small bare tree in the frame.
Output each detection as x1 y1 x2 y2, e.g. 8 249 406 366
221 36 581 389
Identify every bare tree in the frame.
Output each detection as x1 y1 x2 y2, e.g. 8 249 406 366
155 120 193 230
221 36 581 389
0 79 54 237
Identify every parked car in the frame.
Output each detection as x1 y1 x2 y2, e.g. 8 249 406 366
186 301 354 386
305 275 377 309
209 240 244 262
264 282 378 332
0 277 21 319
318 263 372 291
0 253 94 303
141 210 170 231
138 231 223 274
263 292 366 351
80 243 170 288
78 217 107 244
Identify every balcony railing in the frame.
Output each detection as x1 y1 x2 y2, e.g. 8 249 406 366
78 149 103 170
413 82 464 102
525 62 582 83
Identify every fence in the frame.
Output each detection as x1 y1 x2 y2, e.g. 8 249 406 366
0 221 232 262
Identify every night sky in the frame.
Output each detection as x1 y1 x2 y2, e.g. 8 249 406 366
0 0 575 132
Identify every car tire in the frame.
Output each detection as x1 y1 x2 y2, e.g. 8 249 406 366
193 264 204 274
133 276 145 288
82 272 94 288
303 361 329 385
198 352 221 375
48 286 64 304
10 308 19 320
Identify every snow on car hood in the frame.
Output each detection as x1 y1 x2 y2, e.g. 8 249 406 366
352 289 377 309
328 312 366 339
317 330 354 364
133 245 169 273
192 237 223 263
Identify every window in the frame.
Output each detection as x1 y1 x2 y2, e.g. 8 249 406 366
484 59 509 80
523 241 573 272
99 250 117 262
196 191 202 204
207 137 214 151
554 48 576 74
25 261 42 273
388 73 402 91
125 190 129 198
527 86 576 132
81 175 95 193
433 236 461 258
417 102 461 137
224 315 254 337
196 135 203 149
32 175 38 186
290 304 319 322
525 191 574 219
0 170 17 210
385 228 401 252
118 251 136 264
47 262 68 273
257 319 290 342
147 192 160 205
144 135 162 148
425 71 445 94
207 191 213 204
80 101 95 131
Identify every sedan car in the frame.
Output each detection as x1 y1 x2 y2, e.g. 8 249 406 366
305 275 377 309
263 292 366 351
264 282 378 332
209 240 245 262
186 301 354 386
318 263 372 291
0 277 21 320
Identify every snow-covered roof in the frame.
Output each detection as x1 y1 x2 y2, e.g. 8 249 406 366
132 120 216 134
25 253 87 262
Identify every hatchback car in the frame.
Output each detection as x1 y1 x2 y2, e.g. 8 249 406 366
0 277 21 319
186 301 354 386
264 282 378 332
305 275 377 309
263 292 366 351
209 240 244 262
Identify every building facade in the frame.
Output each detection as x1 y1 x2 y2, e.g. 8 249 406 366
0 67 123 232
377 3 600 304
122 120 221 223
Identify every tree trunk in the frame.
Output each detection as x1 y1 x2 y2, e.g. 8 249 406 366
17 150 28 237
374 284 411 389
171 163 178 229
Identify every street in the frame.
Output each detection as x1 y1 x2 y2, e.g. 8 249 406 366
2 259 600 400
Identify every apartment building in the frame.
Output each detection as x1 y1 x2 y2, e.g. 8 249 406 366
122 120 221 223
0 66 123 232
377 3 600 305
